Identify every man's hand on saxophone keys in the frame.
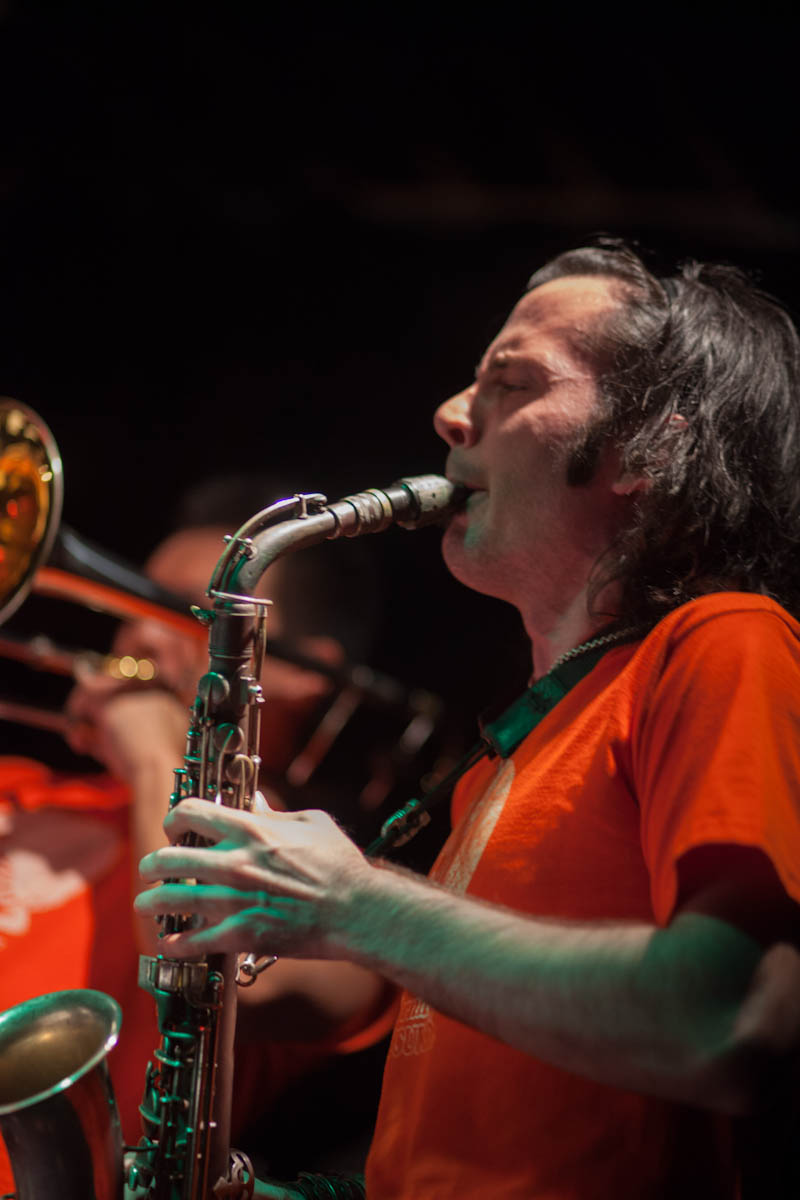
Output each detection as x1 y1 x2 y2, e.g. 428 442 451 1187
135 795 374 963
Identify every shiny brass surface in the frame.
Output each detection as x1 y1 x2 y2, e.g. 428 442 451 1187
0 399 63 627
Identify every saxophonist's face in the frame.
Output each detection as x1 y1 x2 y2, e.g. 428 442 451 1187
433 276 633 623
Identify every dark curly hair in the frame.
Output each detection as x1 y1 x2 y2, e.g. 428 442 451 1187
527 239 800 624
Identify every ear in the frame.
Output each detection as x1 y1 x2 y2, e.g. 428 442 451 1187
610 413 687 496
605 448 649 496
611 471 650 496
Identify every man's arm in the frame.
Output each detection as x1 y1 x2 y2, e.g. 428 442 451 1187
137 800 798 1114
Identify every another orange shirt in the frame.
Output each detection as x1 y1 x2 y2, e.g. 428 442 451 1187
366 593 800 1199
0 758 160 1194
0 758 398 1193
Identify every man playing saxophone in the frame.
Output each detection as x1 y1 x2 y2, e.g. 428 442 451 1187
0 483 393 1195
136 241 800 1199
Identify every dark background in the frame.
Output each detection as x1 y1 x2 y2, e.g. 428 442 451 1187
1 4 799 768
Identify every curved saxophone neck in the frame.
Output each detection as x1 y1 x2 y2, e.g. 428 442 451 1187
208 475 466 602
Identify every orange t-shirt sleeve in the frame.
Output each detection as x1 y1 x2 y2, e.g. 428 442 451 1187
634 604 800 925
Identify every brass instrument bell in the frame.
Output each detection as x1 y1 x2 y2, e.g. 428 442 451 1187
0 399 63 627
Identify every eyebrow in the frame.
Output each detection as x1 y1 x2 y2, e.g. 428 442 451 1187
476 350 520 374
477 349 560 379
475 356 502 376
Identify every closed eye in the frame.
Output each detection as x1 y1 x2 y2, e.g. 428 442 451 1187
475 354 551 399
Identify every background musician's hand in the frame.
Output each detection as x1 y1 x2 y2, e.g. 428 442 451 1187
63 590 202 776
135 796 374 961
65 677 188 779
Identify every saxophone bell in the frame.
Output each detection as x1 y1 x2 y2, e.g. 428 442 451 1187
0 989 123 1200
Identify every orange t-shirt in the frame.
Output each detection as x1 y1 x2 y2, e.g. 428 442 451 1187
366 593 800 1199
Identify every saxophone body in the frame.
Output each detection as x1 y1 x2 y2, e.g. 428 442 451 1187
127 596 267 1199
125 475 463 1200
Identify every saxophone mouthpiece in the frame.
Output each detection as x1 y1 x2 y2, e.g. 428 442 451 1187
388 475 469 529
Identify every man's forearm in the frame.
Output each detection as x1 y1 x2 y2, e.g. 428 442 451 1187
136 801 768 1111
328 863 762 1110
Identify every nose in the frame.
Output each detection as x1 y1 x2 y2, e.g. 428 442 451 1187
433 386 478 448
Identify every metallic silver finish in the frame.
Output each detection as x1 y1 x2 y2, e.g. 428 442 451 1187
0 989 122 1199
208 474 466 599
127 473 464 1199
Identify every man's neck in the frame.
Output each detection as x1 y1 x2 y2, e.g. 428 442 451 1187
524 587 618 680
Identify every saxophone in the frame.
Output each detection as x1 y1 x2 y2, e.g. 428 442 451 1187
124 475 464 1200
0 405 463 1196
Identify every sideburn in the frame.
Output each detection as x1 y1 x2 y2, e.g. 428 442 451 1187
565 416 616 486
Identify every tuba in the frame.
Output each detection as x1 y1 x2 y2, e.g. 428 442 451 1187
0 398 464 1198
